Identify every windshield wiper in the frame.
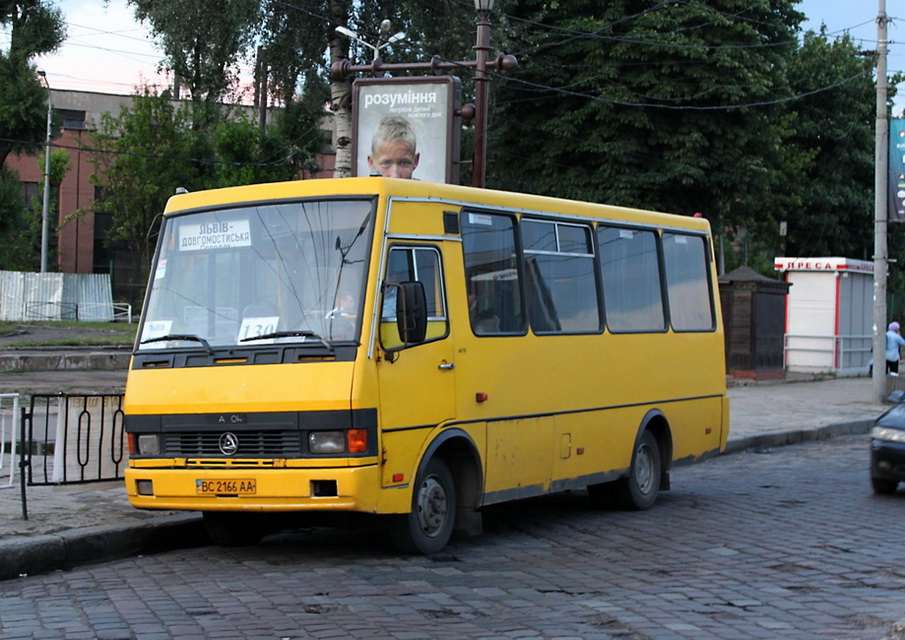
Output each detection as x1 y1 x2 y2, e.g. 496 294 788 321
240 330 334 351
140 333 214 355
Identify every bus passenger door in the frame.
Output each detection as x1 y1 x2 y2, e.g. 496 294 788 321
377 244 456 485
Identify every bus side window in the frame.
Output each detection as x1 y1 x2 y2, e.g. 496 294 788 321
461 212 526 336
662 233 715 331
380 246 448 349
597 226 666 333
521 220 599 334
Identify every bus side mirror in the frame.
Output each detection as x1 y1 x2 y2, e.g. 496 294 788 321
397 281 428 344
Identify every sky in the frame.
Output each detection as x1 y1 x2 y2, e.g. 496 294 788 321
0 1 902 105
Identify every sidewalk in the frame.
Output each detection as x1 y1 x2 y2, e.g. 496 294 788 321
0 366 890 580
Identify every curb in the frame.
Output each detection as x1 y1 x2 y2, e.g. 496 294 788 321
0 350 130 373
723 420 874 454
0 513 205 581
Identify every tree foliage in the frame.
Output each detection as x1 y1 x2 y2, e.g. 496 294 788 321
781 30 878 259
128 0 259 108
0 0 65 168
490 1 802 219
86 90 207 259
0 0 66 64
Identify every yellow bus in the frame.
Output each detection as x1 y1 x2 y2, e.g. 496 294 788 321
124 177 729 554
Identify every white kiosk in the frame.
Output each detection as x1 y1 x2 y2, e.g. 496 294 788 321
774 257 873 376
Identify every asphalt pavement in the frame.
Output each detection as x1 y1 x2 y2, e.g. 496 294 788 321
0 352 892 581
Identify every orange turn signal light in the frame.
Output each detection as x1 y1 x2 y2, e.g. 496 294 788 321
347 429 368 454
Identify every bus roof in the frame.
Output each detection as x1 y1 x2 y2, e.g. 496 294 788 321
162 177 712 233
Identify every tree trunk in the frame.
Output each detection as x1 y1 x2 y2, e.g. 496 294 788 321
329 0 353 178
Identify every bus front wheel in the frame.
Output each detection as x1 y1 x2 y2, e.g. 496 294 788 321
389 458 456 555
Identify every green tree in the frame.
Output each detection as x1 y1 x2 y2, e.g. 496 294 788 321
86 90 206 260
0 0 65 168
781 30 878 260
489 0 803 231
128 0 259 110
0 0 65 63
0 168 34 269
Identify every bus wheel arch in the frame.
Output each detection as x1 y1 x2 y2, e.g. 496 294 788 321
389 429 483 554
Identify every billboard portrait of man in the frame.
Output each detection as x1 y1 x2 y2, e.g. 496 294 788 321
353 77 461 184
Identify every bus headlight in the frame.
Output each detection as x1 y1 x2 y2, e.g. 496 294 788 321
309 431 346 454
137 434 160 455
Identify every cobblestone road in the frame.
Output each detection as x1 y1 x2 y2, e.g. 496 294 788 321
1 434 904 640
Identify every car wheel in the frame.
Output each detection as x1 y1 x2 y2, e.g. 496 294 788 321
389 458 456 555
871 476 899 495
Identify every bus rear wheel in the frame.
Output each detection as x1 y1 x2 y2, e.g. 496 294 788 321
203 512 266 546
389 458 456 555
614 430 661 510
589 430 661 511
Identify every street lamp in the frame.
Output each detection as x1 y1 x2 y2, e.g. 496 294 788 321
37 70 52 274
335 24 406 63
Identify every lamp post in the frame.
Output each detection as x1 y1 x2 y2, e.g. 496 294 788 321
37 70 52 273
335 23 406 63
472 0 493 188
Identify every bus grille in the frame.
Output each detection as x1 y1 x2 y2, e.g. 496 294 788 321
164 431 303 457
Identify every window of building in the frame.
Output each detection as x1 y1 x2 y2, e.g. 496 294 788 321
57 109 86 130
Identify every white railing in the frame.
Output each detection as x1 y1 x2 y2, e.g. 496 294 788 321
784 333 872 373
78 302 133 323
0 393 20 487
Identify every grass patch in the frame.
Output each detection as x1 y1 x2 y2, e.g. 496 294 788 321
0 321 136 347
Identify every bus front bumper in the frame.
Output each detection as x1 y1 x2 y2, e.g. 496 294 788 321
124 464 382 513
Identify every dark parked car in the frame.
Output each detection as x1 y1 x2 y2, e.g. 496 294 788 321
871 401 905 494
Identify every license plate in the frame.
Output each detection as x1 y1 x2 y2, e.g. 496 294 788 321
196 478 256 495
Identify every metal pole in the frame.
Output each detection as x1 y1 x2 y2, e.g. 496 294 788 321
472 11 491 188
39 73 52 273
873 0 890 403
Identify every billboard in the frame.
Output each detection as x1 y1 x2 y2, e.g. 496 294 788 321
352 76 462 184
890 118 905 222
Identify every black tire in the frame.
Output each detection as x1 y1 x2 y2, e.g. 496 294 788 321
611 430 661 511
389 458 456 555
203 512 266 546
871 476 899 495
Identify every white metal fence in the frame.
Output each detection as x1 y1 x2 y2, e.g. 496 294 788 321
0 271 126 322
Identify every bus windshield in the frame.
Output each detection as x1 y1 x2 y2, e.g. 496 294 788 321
138 198 375 350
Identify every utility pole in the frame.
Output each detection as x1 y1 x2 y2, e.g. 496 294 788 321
873 0 890 403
